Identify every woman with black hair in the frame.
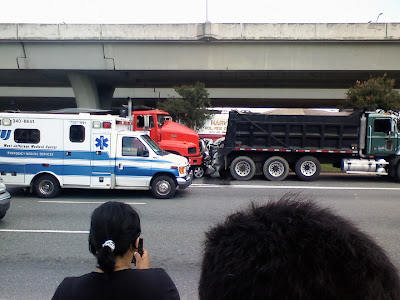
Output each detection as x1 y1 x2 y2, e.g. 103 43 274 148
52 201 180 300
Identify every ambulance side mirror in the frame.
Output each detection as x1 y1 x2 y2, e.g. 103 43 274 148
138 148 149 157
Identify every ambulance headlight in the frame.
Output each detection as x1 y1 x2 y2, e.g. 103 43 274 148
1 119 11 126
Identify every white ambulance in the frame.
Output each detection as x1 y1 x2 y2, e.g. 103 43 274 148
0 112 192 199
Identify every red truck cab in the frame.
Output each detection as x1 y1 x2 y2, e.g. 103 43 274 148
131 109 205 177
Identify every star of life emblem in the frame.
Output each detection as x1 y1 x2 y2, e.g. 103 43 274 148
95 136 109 150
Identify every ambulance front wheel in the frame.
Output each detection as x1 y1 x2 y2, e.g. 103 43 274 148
151 175 176 199
33 174 61 198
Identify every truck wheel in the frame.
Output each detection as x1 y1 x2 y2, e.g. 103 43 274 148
295 156 321 181
33 174 61 198
263 156 289 181
230 156 256 181
0 211 6 220
192 166 205 178
151 175 176 199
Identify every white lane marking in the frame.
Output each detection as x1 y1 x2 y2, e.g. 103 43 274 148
0 229 88 234
1 202 145 234
38 201 146 205
191 183 400 191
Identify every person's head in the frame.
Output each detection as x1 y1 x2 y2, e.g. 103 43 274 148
88 201 141 274
199 194 400 300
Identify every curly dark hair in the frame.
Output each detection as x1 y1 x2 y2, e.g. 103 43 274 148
199 194 400 300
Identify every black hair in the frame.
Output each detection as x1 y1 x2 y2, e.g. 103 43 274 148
199 194 400 300
88 201 141 274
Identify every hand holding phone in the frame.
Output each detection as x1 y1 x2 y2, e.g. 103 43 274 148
132 238 150 269
132 238 143 264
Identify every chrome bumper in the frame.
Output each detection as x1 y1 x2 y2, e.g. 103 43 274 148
177 171 193 190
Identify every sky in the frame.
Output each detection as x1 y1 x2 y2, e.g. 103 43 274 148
1 0 399 24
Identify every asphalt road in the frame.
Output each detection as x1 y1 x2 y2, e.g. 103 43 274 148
1 173 400 300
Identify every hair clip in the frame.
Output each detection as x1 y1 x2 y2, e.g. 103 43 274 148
102 240 115 251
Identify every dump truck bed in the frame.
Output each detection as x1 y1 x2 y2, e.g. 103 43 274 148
224 109 360 151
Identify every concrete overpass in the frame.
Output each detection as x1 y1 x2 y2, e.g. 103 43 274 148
0 23 400 111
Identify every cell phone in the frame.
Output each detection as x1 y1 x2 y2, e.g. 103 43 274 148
132 238 143 265
137 238 144 256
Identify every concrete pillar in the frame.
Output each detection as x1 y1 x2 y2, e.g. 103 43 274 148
98 84 115 110
67 72 100 109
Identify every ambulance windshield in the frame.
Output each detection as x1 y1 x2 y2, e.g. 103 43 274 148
141 135 165 155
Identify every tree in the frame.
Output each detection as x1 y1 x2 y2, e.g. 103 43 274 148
157 81 212 129
341 74 400 112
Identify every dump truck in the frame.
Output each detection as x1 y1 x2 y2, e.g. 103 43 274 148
211 108 400 181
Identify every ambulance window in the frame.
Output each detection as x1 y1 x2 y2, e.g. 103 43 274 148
70 125 85 143
14 129 40 144
122 137 146 156
137 116 144 128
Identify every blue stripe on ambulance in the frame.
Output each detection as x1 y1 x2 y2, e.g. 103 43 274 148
0 149 181 177
0 149 110 160
0 149 177 164
0 163 179 177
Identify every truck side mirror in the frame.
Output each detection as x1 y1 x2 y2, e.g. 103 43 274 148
120 108 128 118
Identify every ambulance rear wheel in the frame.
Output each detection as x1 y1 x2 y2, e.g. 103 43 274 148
151 175 176 199
33 174 61 198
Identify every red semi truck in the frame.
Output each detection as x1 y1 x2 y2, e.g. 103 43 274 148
131 108 208 178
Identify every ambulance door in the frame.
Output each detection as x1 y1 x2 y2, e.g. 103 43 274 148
63 120 91 186
91 131 112 188
115 134 153 188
